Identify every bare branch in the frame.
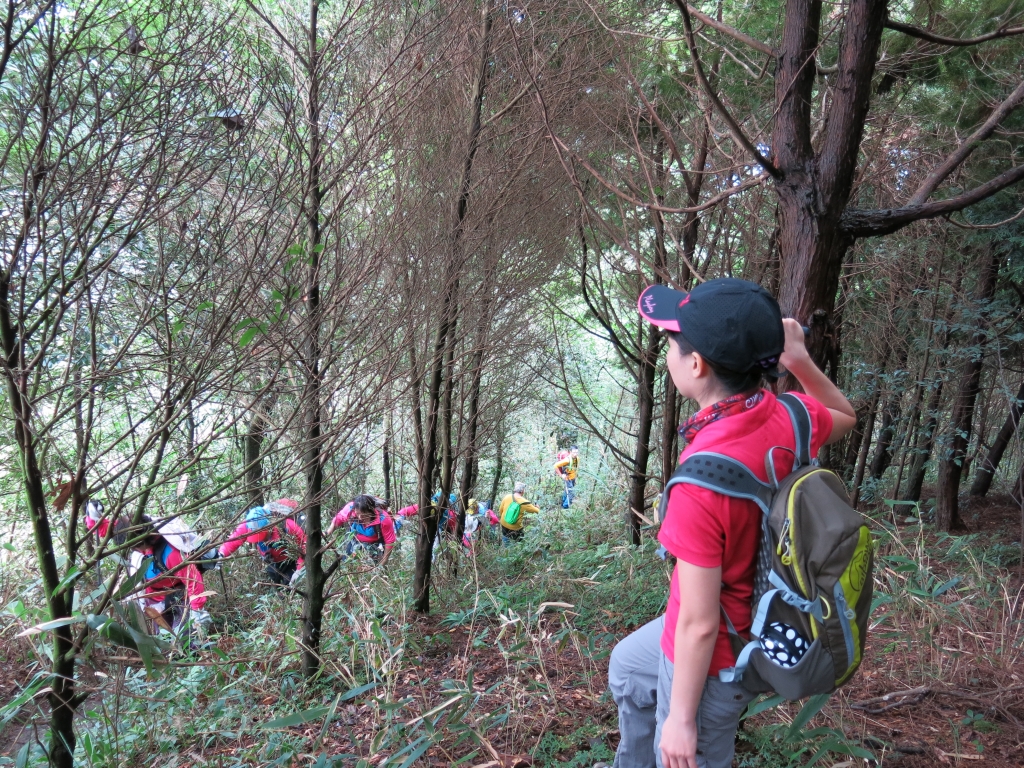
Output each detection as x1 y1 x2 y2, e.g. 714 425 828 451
842 163 1024 237
686 3 776 56
908 79 1024 205
672 0 781 178
885 18 1024 47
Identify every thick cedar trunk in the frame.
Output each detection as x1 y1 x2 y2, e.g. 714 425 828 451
970 380 1024 497
936 247 1001 531
413 4 491 612
773 0 886 370
628 323 660 545
302 0 325 678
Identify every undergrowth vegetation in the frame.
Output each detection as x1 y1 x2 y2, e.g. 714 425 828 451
2 494 1022 766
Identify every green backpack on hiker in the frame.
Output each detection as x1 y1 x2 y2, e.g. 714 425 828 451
658 393 874 701
502 498 523 526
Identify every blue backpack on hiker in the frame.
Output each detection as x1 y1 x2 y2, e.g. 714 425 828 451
350 517 384 543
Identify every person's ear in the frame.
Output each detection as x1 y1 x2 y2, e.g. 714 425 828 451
692 352 711 379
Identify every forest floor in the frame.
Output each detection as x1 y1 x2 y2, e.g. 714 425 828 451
2 493 1024 766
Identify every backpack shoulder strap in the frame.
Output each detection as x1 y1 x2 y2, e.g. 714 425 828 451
777 393 813 468
659 452 773 519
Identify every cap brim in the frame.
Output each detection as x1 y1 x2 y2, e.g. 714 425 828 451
637 284 686 332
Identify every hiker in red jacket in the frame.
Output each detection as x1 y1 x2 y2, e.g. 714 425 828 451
113 516 211 633
327 495 397 564
219 499 306 586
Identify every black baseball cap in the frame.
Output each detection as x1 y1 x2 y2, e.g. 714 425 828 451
637 278 784 373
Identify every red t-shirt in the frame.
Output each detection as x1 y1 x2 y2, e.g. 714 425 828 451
658 391 832 672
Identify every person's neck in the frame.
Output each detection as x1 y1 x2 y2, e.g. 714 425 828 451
694 386 758 411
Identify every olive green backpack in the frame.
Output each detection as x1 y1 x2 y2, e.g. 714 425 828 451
659 393 874 700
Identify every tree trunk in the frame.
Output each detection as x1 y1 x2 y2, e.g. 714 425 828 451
851 388 880 508
868 391 900 480
902 379 945 504
661 373 679 485
489 438 504 507
383 436 392 508
628 322 660 544
773 0 886 370
1011 459 1024 505
301 0 326 678
842 402 867 482
935 247 1001 531
1 289 81 768
458 344 485 539
244 392 275 507
413 2 492 613
970 380 1024 497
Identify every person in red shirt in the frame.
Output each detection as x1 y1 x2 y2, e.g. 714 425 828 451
605 279 856 768
219 500 306 586
328 495 397 565
112 516 211 633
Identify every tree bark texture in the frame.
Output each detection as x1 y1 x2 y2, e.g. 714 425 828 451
935 247 1001 531
628 323 661 545
970 380 1024 497
301 0 326 678
773 0 886 369
413 3 492 612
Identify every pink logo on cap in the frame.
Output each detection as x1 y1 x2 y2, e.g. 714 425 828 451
643 294 657 313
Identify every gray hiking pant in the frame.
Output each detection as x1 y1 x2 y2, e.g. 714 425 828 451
608 616 663 768
654 653 756 768
609 616 756 768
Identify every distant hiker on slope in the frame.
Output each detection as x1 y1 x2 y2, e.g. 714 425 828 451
554 446 580 508
84 499 112 541
219 499 305 587
497 482 540 544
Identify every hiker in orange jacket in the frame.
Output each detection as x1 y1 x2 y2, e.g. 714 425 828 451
496 483 540 543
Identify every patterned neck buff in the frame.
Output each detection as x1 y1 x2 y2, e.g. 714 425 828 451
679 390 765 445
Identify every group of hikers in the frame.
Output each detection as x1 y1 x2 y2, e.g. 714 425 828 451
77 276 869 768
81 453 579 647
